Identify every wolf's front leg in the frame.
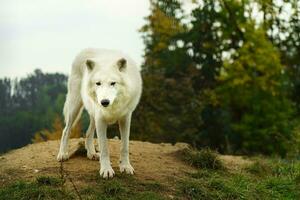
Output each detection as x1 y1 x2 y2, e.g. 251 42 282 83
95 114 114 179
57 126 71 161
118 113 134 174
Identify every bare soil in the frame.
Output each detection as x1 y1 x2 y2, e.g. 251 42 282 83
0 138 252 187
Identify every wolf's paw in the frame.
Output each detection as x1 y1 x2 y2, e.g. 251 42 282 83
119 163 134 175
100 166 115 179
87 152 100 160
57 152 69 162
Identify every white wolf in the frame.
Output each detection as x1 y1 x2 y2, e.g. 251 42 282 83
57 48 142 179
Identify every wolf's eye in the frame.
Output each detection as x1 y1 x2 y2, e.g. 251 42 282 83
111 82 116 86
96 82 101 86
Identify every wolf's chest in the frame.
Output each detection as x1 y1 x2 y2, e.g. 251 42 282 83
100 97 131 124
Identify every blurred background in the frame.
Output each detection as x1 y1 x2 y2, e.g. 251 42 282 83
0 0 299 158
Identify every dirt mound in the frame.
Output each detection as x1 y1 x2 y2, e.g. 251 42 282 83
0 138 252 187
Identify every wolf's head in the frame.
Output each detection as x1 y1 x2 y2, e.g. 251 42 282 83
86 58 127 108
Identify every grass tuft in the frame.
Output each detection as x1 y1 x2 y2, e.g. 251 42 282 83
246 158 300 179
245 161 271 176
36 176 63 186
178 179 217 200
103 180 126 196
179 148 224 170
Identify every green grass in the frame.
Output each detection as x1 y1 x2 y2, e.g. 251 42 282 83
0 180 74 200
1 150 299 200
0 174 166 200
178 157 300 200
82 173 166 200
36 176 64 186
178 148 225 170
246 158 300 178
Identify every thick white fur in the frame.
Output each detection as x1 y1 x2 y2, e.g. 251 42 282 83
57 48 142 179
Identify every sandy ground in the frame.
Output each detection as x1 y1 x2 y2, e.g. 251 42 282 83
0 138 252 187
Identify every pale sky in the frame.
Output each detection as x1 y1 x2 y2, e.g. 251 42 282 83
0 0 150 78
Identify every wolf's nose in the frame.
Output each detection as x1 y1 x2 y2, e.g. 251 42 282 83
101 99 110 107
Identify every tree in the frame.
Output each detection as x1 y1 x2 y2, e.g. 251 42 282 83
138 0 300 156
132 74 203 145
0 78 12 114
180 0 248 151
140 0 191 76
217 25 297 156
0 70 68 152
136 0 203 145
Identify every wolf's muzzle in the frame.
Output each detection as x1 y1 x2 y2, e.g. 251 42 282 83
101 99 110 107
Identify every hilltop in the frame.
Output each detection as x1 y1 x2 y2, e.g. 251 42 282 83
0 139 299 199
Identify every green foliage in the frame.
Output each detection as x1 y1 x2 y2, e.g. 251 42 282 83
0 70 67 152
140 0 188 75
265 0 300 113
215 25 297 156
137 0 300 156
132 73 203 144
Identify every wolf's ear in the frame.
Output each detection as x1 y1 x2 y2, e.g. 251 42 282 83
117 58 127 72
86 59 95 71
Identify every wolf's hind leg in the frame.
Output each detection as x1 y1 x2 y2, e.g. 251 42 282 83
85 115 99 160
57 91 83 161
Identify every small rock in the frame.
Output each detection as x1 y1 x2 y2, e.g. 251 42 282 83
34 169 39 173
113 136 119 140
174 142 190 149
